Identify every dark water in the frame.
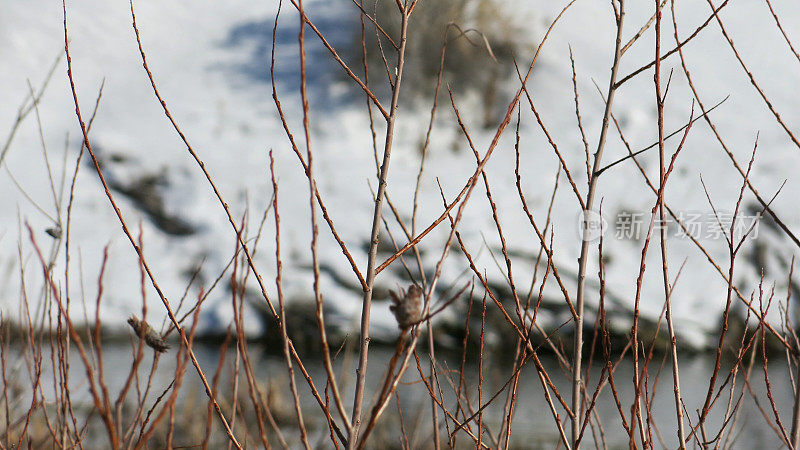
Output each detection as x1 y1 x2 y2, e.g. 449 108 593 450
9 341 795 448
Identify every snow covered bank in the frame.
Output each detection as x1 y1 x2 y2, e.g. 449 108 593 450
1 0 799 351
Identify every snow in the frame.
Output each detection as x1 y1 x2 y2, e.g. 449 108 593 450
2 0 799 348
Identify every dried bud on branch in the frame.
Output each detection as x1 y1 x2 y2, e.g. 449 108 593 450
127 315 169 353
389 285 422 329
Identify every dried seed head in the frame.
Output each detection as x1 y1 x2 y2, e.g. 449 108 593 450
127 315 169 353
46 226 62 239
389 285 423 329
